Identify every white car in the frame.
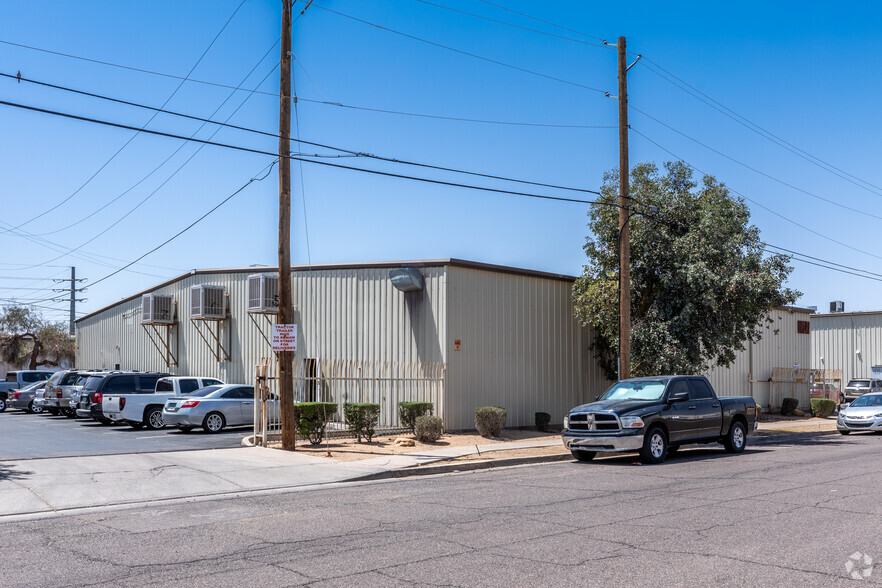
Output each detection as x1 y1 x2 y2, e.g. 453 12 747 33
837 392 882 434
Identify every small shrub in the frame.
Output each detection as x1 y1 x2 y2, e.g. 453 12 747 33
415 415 443 442
475 406 506 437
781 397 799 416
810 398 836 418
293 402 338 445
344 402 380 442
398 401 434 432
535 412 551 432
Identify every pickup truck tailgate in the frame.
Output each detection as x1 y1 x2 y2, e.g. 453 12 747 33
103 396 123 414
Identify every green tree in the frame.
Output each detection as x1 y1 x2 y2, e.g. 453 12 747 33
0 305 75 369
573 161 800 380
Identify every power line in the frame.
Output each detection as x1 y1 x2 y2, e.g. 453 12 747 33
630 126 882 263
762 246 882 283
630 105 882 221
312 5 609 95
0 98 608 204
638 57 882 197
2 71 605 197
5 0 249 233
474 0 608 43
89 162 277 288
762 243 882 280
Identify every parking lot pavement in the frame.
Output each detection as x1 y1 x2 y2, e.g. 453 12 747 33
0 409 248 460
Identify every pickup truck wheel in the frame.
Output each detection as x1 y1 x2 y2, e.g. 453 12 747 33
640 427 668 464
203 412 225 433
28 401 44 414
571 450 596 462
144 407 165 430
723 421 747 453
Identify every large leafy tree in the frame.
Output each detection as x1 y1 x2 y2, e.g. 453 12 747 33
574 161 800 380
0 305 75 370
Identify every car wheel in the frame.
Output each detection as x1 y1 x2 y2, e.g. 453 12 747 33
839 430 851 435
203 412 225 433
723 421 747 453
177 426 194 433
129 422 144 429
144 407 165 430
28 401 44 414
570 450 596 462
640 426 668 464
0 398 6 412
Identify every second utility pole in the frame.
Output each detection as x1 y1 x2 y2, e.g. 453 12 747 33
617 36 631 381
279 0 296 451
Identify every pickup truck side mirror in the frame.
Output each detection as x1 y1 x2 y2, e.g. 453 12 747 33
668 391 689 403
594 395 601 401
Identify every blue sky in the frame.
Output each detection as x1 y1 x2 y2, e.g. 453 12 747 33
2 0 882 322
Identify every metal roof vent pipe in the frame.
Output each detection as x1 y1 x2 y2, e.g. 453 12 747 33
389 268 425 293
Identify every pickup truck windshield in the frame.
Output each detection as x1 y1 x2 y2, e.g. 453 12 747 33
850 394 882 407
600 380 667 401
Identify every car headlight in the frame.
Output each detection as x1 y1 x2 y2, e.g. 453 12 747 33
620 416 645 429
874 413 882 419
563 416 569 429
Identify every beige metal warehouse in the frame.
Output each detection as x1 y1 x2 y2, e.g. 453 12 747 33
811 310 882 387
75 259 609 431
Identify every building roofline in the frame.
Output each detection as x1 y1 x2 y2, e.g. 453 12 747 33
811 309 882 319
775 305 815 315
76 258 577 323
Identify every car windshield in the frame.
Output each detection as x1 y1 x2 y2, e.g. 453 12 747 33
186 386 223 397
849 394 882 407
848 380 871 388
599 380 667 401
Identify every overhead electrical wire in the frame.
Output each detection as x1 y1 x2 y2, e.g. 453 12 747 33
630 126 882 263
311 5 609 95
629 104 882 221
762 244 882 281
5 0 249 233
474 0 608 43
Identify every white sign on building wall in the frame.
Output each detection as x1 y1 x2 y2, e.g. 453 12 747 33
271 324 297 351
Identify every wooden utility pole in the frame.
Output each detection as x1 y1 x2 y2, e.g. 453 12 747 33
617 36 631 380
279 0 296 450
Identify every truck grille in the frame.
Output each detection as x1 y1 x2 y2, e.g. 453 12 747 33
568 412 620 432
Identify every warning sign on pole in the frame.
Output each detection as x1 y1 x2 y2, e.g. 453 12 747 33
272 324 297 351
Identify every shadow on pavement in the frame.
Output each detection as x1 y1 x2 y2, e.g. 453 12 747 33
0 463 32 481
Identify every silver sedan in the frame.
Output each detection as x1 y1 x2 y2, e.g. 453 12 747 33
162 385 256 433
9 381 47 413
837 392 882 434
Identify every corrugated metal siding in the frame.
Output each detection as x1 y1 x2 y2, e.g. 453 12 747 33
444 266 596 431
704 309 812 407
812 312 882 386
77 267 447 387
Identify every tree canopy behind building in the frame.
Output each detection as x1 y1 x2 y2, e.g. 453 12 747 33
0 305 75 370
574 161 800 380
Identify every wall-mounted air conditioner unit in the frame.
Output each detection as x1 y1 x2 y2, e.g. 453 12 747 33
141 294 175 324
191 285 227 319
830 300 845 313
247 273 279 313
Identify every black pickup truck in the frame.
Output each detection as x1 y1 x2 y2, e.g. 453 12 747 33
562 376 758 464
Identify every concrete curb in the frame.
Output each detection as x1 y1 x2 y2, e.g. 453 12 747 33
349 452 572 481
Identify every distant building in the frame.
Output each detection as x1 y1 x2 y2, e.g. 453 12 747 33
811 310 882 386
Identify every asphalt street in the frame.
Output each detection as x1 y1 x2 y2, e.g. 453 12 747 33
2 431 880 586
0 408 248 459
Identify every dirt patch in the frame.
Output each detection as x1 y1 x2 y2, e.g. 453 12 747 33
271 429 563 462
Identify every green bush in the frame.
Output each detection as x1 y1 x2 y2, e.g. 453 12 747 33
810 398 836 418
293 402 338 445
535 412 551 432
414 415 443 442
475 406 506 437
344 402 380 442
781 397 799 416
398 401 434 432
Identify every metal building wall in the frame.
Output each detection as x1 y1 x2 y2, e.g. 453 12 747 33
444 266 604 431
77 266 448 386
811 311 882 386
704 308 812 408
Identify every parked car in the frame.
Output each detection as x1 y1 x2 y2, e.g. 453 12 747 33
842 379 882 405
837 392 882 434
162 384 258 433
103 376 224 430
68 372 96 414
8 381 48 413
561 376 759 464
76 372 168 424
0 370 55 395
44 369 102 417
810 382 839 401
